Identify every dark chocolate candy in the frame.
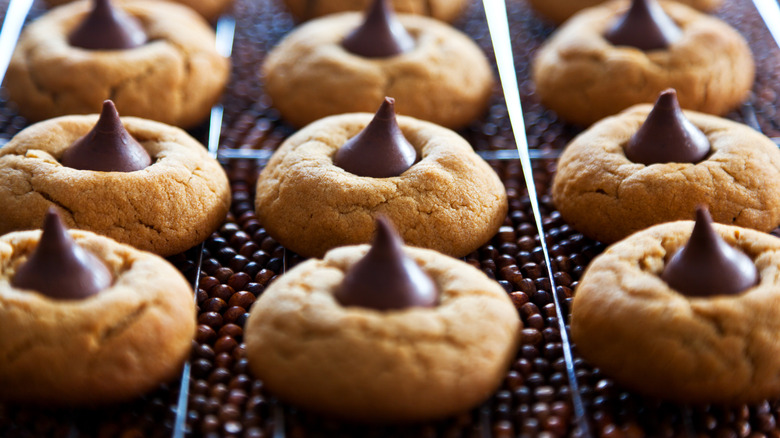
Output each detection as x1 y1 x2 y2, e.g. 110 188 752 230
342 0 414 58
334 217 439 310
605 0 682 51
11 209 113 300
661 207 758 297
334 97 417 178
61 100 152 172
624 89 710 165
69 0 147 50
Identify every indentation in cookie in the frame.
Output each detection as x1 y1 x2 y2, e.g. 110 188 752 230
604 0 682 51
11 208 113 299
61 100 152 172
334 216 439 310
661 206 758 297
68 0 147 50
342 0 414 58
334 97 417 177
624 89 710 165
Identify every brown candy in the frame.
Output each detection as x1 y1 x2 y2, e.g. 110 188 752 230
334 97 417 178
342 0 414 58
605 0 682 51
11 209 113 300
661 207 758 297
624 89 710 165
69 0 147 50
334 217 439 310
61 100 152 172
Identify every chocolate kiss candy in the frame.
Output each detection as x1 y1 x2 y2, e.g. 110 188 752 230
624 89 710 165
661 207 758 297
69 0 147 50
11 209 113 300
342 0 414 58
605 0 682 51
61 100 152 172
334 217 439 310
334 97 417 178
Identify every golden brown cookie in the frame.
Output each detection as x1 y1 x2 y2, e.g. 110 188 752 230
0 114 231 256
283 0 468 23
262 12 494 129
532 0 753 126
551 104 780 243
572 220 780 403
43 0 234 21
0 228 195 404
527 0 721 25
245 243 521 422
254 112 508 258
6 0 230 128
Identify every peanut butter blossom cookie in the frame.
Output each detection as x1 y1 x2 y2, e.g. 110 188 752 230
6 0 230 128
552 89 780 243
262 0 493 129
282 0 468 23
532 0 753 126
254 97 508 258
571 208 780 403
0 101 231 256
526 0 721 25
44 0 234 22
245 218 520 421
0 210 196 404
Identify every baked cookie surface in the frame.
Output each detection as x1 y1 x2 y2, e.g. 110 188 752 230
282 0 467 23
572 220 780 403
254 112 508 258
244 243 520 421
6 0 230 128
527 0 721 25
532 0 753 126
0 114 231 256
0 229 195 404
551 105 780 243
44 0 234 21
262 12 494 129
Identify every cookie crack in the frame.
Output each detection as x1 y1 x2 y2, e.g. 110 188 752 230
98 302 149 345
35 190 76 223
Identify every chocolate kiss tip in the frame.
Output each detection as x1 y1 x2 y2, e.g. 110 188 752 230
334 217 439 311
605 0 682 51
69 0 147 50
624 88 710 165
60 100 152 172
661 206 759 297
11 208 113 300
334 97 417 178
342 0 414 58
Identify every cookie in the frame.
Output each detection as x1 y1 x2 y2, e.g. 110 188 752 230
532 0 753 126
262 10 494 129
282 0 468 23
527 0 721 25
571 218 780 403
551 103 780 243
44 0 234 21
244 240 520 421
6 0 230 128
0 112 231 257
254 110 508 258
0 226 196 404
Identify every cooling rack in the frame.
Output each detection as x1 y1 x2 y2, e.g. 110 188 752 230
1 0 779 436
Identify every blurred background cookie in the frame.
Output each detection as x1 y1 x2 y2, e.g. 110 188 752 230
282 0 468 23
527 0 721 25
532 0 753 126
262 0 493 129
6 0 230 128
